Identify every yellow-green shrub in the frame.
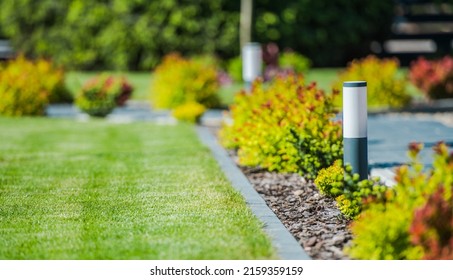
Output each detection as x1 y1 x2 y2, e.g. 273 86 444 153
314 160 390 219
151 53 220 109
0 55 69 116
220 74 342 177
347 142 452 260
334 55 410 109
172 101 206 123
314 160 344 197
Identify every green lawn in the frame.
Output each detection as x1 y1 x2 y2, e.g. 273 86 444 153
305 68 340 91
0 117 275 259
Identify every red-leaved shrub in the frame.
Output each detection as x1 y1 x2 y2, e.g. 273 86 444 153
410 185 453 260
409 56 453 100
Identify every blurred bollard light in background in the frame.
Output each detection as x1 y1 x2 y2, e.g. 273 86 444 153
242 42 262 90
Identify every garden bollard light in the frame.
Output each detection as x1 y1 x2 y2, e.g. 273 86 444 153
343 81 368 180
242 42 262 90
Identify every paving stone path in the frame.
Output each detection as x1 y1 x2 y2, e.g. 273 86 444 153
368 113 453 168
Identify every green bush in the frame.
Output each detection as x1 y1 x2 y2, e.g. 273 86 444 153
151 53 220 110
334 55 411 109
347 142 452 260
227 56 243 83
0 0 240 70
314 160 389 219
409 56 453 100
220 74 342 177
0 55 68 116
75 74 133 117
0 1 394 69
279 51 311 74
314 160 344 197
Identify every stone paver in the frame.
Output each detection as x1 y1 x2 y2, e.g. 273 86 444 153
368 114 453 168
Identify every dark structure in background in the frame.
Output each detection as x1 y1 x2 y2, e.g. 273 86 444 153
253 0 395 67
377 0 453 66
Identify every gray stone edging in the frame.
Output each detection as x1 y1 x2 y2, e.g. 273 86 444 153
195 126 311 260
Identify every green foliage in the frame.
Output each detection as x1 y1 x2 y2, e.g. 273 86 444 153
151 53 220 110
220 74 342 177
0 0 394 69
314 160 389 219
172 101 206 123
227 56 243 82
279 51 311 74
334 55 411 109
314 160 344 197
337 168 390 220
347 142 452 260
410 185 453 259
0 0 240 70
0 55 68 116
409 56 453 100
253 0 393 66
75 74 133 117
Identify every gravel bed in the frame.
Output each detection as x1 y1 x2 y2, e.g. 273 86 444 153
241 167 352 259
225 150 353 260
205 125 353 259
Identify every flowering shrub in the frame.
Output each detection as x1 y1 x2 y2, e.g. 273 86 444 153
334 55 410 109
75 74 133 117
220 74 342 177
409 56 453 100
347 142 452 260
0 55 69 116
172 101 206 123
151 53 220 109
114 78 133 107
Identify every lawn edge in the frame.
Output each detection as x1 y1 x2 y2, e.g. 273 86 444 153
195 125 311 260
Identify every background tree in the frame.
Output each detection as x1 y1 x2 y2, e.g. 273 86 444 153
0 0 395 69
